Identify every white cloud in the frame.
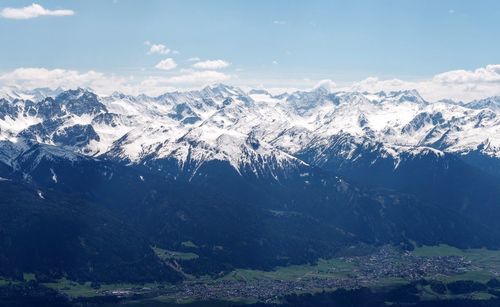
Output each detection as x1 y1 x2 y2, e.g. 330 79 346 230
0 67 232 96
0 68 103 87
155 58 177 70
314 79 337 91
147 43 171 55
144 41 176 55
0 3 74 19
351 77 407 92
193 59 230 70
0 68 130 94
433 65 500 84
137 71 230 95
187 57 201 62
266 87 301 95
162 70 230 84
349 64 500 101
273 20 286 25
2 64 500 102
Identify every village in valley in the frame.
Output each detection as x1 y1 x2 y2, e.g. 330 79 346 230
92 245 479 303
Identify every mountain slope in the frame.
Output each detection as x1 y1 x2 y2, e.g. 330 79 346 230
0 84 500 282
0 178 182 283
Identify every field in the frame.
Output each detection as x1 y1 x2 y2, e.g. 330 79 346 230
221 258 356 282
153 246 199 261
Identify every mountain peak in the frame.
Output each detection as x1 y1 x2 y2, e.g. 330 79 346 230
387 89 426 104
466 96 500 110
202 83 245 97
248 89 271 96
55 87 96 101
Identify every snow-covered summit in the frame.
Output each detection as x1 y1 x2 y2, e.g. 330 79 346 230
0 84 499 177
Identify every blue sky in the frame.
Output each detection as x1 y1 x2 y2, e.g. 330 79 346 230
1 0 500 100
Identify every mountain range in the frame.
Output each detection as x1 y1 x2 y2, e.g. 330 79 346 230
0 84 499 283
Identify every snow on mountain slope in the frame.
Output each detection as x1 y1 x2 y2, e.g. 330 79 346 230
466 96 500 111
0 87 63 102
0 84 499 178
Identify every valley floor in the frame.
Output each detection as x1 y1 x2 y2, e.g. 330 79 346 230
3 244 500 306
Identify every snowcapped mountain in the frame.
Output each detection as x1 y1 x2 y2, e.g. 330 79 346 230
2 84 500 284
466 96 500 111
0 86 64 102
0 84 499 180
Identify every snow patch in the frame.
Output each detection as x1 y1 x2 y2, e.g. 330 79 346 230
50 168 58 183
